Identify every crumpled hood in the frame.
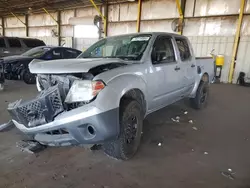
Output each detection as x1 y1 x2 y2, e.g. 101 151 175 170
3 55 33 63
29 58 128 74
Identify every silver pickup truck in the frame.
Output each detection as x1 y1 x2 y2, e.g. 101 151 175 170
8 32 214 160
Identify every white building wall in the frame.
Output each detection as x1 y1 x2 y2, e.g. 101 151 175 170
4 16 26 37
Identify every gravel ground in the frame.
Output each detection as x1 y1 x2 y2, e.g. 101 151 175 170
0 81 250 188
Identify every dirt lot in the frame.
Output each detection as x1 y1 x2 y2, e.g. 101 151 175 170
0 81 250 188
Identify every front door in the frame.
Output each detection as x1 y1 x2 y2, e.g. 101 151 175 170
147 36 184 111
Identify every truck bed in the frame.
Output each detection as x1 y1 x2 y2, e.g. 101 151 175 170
196 57 215 83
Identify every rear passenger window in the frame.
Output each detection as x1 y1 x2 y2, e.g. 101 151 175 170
176 38 191 61
0 38 6 47
8 38 21 47
23 39 45 48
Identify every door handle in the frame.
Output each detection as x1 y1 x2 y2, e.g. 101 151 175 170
175 66 180 71
191 64 196 68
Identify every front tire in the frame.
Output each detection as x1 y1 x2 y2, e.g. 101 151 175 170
190 81 209 109
21 69 36 84
103 99 143 160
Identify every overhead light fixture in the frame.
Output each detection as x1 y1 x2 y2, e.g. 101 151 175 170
127 0 136 2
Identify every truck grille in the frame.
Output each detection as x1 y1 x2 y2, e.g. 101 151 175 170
8 85 64 127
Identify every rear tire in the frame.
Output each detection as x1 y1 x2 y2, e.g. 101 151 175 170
21 69 36 84
103 99 143 160
190 81 209 109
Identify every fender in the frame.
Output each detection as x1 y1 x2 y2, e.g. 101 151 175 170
93 74 147 111
189 72 209 98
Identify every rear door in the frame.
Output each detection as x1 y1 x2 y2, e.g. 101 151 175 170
148 35 184 111
7 38 23 56
175 37 196 95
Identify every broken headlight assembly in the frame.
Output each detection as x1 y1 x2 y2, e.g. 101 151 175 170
65 80 105 103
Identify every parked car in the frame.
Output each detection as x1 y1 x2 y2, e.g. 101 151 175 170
0 37 46 57
0 59 4 90
8 32 214 160
3 46 82 84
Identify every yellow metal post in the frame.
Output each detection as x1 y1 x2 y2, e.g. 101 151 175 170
89 0 107 37
228 0 245 83
10 12 25 25
42 8 61 45
10 12 28 36
175 0 184 35
42 8 58 24
136 0 142 32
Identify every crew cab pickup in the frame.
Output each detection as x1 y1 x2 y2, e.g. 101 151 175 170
8 32 214 160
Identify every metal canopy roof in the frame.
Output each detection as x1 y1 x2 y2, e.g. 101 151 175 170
0 0 105 16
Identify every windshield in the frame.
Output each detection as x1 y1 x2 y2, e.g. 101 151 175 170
22 47 51 58
78 34 151 60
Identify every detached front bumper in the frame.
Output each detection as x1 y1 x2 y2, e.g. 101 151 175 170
8 86 119 146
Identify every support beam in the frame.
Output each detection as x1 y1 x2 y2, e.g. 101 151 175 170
10 12 25 25
136 0 142 32
104 0 108 36
10 12 28 37
57 11 61 46
175 0 184 35
25 14 29 37
42 8 58 24
42 8 61 46
228 0 245 83
89 0 107 37
1 17 4 36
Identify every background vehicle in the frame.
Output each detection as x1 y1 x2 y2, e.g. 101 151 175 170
0 60 4 91
3 46 82 84
8 32 214 160
0 37 46 57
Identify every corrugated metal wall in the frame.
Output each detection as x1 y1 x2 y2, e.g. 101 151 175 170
0 0 250 83
107 0 250 83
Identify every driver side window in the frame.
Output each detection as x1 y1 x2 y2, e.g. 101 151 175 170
152 36 176 65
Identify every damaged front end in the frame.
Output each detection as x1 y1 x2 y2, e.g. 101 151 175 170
8 74 87 128
7 72 119 146
7 59 126 146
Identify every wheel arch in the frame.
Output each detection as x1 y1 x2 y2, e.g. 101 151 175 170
189 72 210 98
119 88 147 116
201 72 209 83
